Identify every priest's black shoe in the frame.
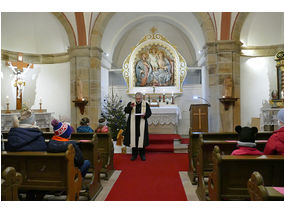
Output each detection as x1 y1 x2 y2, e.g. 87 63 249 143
131 155 137 161
140 154 146 161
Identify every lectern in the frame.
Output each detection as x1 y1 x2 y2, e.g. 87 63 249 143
189 104 209 132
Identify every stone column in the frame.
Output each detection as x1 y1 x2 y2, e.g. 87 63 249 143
89 47 103 129
69 46 102 131
204 41 241 132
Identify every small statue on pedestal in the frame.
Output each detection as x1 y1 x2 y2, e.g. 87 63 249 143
271 90 278 100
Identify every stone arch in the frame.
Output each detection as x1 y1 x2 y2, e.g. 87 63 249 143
90 12 216 49
52 12 77 48
231 12 249 41
193 12 217 43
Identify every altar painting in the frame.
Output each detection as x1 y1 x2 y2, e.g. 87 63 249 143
135 45 174 87
122 31 187 95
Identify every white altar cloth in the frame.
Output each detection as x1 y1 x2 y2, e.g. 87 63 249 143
1 112 54 131
148 105 181 125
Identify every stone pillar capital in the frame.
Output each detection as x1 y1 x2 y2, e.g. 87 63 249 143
204 40 242 55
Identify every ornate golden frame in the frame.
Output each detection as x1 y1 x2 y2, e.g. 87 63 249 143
122 32 187 95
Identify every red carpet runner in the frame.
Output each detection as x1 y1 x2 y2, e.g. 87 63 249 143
105 152 188 201
146 134 182 152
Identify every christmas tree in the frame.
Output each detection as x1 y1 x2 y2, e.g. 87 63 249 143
101 92 127 140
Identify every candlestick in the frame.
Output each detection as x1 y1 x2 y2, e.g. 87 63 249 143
6 103 11 113
163 93 165 102
171 95 175 104
39 103 42 112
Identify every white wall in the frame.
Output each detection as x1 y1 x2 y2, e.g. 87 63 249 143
1 12 71 122
1 62 71 120
240 56 277 126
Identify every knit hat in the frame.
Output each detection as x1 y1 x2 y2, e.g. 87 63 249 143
51 119 72 139
277 109 284 123
19 109 35 125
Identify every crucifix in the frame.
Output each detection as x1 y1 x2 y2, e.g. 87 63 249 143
193 109 207 130
190 104 209 132
6 53 33 110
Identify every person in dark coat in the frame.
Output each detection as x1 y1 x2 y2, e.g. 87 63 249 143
47 119 90 177
6 109 46 151
264 109 284 155
123 92 152 161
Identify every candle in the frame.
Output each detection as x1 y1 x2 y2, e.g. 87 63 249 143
6 96 9 104
172 92 174 96
40 97 42 104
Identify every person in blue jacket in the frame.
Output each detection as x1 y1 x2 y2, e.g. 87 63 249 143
6 109 46 151
77 117 94 133
47 119 90 177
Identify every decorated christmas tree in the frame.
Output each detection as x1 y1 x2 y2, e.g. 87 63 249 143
101 91 127 141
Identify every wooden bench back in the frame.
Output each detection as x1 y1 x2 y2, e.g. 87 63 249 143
198 136 267 172
93 132 114 180
208 146 284 201
247 171 284 201
187 128 272 184
1 167 22 201
1 144 82 201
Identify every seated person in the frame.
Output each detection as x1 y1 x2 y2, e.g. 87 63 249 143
77 117 94 133
231 125 263 155
6 109 46 151
264 109 284 155
95 118 109 133
47 119 90 177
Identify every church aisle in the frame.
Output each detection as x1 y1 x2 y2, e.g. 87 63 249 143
104 153 189 201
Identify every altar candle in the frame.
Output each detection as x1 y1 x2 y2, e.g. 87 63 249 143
40 97 42 104
6 96 9 104
172 92 174 96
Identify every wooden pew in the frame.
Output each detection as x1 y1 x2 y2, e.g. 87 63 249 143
207 146 284 201
77 137 103 200
188 129 240 185
248 171 284 201
195 135 268 200
1 144 82 201
93 132 114 180
2 131 104 200
188 129 272 186
1 167 22 201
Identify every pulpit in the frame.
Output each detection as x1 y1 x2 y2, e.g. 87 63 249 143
189 104 209 132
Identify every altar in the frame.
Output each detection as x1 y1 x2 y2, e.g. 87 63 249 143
1 111 54 132
148 105 181 134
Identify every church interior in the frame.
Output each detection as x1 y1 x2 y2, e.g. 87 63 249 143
1 9 284 206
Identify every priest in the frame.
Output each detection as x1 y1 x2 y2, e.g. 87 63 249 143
123 92 152 161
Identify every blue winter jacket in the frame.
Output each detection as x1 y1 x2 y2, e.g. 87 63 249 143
7 128 47 151
77 125 94 133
